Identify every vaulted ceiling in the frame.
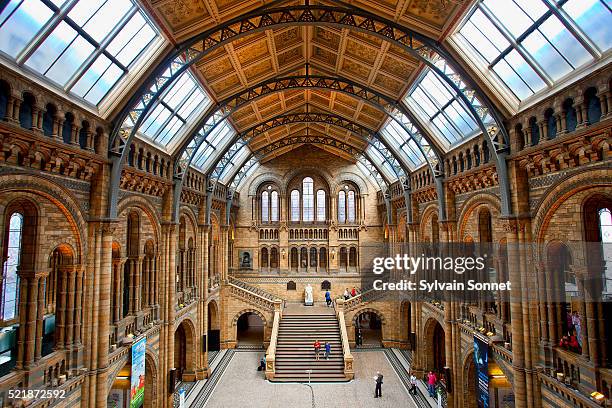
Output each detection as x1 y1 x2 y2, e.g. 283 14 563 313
143 0 468 163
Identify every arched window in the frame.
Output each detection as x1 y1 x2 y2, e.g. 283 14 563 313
339 247 348 269
270 247 279 269
349 247 357 267
2 213 22 321
310 247 317 268
291 190 300 221
585 87 601 124
300 247 308 268
261 191 269 222
347 191 356 223
261 248 269 268
545 108 557 140
563 99 577 132
290 248 298 270
338 191 346 223
319 248 327 268
303 177 314 222
271 191 279 222
599 207 612 282
529 117 539 146
316 190 326 222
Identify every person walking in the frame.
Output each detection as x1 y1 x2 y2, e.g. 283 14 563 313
324 341 331 360
356 328 363 346
325 290 332 307
374 371 383 398
427 371 437 398
409 372 417 395
314 340 321 361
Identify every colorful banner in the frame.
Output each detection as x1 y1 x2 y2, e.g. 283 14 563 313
130 336 146 408
474 336 489 408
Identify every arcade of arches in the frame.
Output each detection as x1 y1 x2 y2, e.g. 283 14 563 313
0 0 610 407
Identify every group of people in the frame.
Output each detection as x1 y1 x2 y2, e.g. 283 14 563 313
343 287 359 300
558 310 582 353
313 340 332 360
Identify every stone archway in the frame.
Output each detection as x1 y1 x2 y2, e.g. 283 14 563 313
174 319 196 382
423 318 445 374
235 312 265 349
207 300 220 352
354 309 384 347
144 351 158 408
463 351 478 408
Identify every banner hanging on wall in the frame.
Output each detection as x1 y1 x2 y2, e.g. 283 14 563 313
130 336 146 408
474 335 489 408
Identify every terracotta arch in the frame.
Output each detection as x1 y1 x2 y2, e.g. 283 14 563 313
207 300 219 331
116 195 162 246
144 350 159 408
174 318 197 378
457 192 501 239
423 317 445 373
231 308 268 327
462 350 477 408
0 174 87 266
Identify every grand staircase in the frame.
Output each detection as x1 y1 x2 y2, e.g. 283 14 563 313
272 305 347 382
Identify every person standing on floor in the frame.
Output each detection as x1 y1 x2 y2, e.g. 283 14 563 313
324 341 331 360
314 339 321 361
374 371 383 398
325 290 332 307
344 288 350 300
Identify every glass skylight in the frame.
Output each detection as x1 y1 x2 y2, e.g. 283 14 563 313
455 0 610 101
230 156 259 190
218 143 251 181
138 71 210 149
366 145 397 181
191 120 235 170
406 69 481 145
0 0 159 105
379 119 426 169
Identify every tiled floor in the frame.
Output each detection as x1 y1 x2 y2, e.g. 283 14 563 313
202 351 418 408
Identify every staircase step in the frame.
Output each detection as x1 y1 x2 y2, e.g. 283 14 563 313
272 310 348 383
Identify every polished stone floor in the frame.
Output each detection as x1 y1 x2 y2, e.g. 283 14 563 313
201 351 418 408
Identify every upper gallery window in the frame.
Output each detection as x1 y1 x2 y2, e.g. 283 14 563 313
0 0 159 105
2 213 22 321
454 0 610 102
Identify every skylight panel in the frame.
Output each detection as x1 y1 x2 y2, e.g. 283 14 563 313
219 144 250 181
137 71 211 149
0 0 159 105
406 70 482 145
191 121 235 171
366 146 396 181
379 120 426 169
454 0 610 103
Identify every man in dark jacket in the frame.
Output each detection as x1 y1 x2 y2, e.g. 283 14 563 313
374 371 383 398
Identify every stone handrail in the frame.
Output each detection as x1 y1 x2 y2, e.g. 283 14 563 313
265 300 283 380
228 276 280 302
335 299 354 380
342 288 385 312
227 282 279 312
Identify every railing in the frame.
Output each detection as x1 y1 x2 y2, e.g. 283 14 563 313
334 299 354 380
539 372 602 408
265 300 283 380
228 277 280 302
342 288 386 312
227 278 281 312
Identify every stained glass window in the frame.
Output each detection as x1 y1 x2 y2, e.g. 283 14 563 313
302 177 314 222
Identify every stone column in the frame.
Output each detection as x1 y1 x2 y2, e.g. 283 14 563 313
16 277 29 369
95 223 114 407
502 218 528 408
66 268 76 348
56 271 68 348
74 268 83 346
24 276 39 368
34 274 46 362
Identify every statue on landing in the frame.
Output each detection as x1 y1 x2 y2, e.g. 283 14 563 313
304 284 314 306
